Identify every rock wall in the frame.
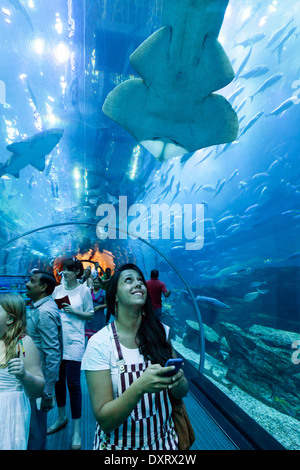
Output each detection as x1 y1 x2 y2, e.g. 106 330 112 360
182 319 300 419
219 322 300 419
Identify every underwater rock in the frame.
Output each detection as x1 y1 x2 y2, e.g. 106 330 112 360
219 322 300 419
248 324 299 348
183 319 222 359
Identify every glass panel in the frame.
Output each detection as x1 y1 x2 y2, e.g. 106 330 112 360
0 0 299 450
0 224 203 374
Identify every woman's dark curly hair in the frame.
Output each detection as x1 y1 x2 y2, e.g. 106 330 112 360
106 264 173 366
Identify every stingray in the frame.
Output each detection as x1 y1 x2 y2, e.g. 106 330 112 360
0 128 64 178
102 0 238 161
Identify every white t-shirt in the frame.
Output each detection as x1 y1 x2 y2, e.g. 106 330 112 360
53 282 94 361
81 323 169 398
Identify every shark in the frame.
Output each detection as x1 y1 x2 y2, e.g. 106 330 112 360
102 0 239 162
0 128 64 178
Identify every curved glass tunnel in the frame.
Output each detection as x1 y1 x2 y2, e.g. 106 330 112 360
0 222 205 372
0 0 299 450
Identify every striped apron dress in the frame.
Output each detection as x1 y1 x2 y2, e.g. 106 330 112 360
93 321 178 450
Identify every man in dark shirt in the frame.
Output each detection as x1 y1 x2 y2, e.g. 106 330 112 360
146 269 171 318
26 270 63 450
101 267 111 290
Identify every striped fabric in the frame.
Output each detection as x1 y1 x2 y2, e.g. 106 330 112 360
93 322 178 450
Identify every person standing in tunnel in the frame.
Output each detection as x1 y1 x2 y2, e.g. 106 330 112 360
146 269 171 319
81 266 94 288
0 293 45 450
47 257 94 450
91 262 101 279
100 267 111 290
101 267 113 323
25 270 62 450
85 276 107 339
82 263 188 450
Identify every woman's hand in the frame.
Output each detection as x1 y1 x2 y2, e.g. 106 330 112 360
62 303 93 320
168 368 185 391
136 363 183 395
7 358 25 379
167 365 189 400
94 305 105 312
62 303 76 314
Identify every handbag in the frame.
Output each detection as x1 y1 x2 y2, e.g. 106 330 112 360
169 394 195 450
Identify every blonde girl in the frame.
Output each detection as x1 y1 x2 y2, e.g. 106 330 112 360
0 293 45 449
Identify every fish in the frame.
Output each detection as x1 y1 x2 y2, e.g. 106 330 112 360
244 203 260 214
244 289 268 302
268 159 280 172
274 396 296 417
265 97 296 117
234 97 248 114
227 169 239 182
0 128 64 178
217 214 235 226
170 181 181 204
45 156 54 177
102 0 238 161
239 65 270 80
227 84 246 104
251 172 270 181
236 2 262 33
234 33 265 49
234 47 252 79
266 18 294 49
260 186 268 200
225 223 241 233
281 209 300 216
195 295 231 310
194 149 213 165
213 179 226 198
157 174 175 198
201 184 216 192
238 180 248 190
250 73 283 102
250 281 267 288
180 152 193 166
288 252 300 260
239 110 264 138
272 26 297 63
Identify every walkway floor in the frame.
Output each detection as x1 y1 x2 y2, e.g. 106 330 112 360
46 373 237 451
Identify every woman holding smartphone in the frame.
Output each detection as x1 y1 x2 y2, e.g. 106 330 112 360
81 263 188 450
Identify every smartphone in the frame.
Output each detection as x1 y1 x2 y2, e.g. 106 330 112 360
164 358 183 377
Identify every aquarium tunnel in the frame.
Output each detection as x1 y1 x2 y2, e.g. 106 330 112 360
0 0 299 451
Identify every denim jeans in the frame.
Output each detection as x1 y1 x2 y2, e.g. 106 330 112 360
55 360 82 419
27 399 47 450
